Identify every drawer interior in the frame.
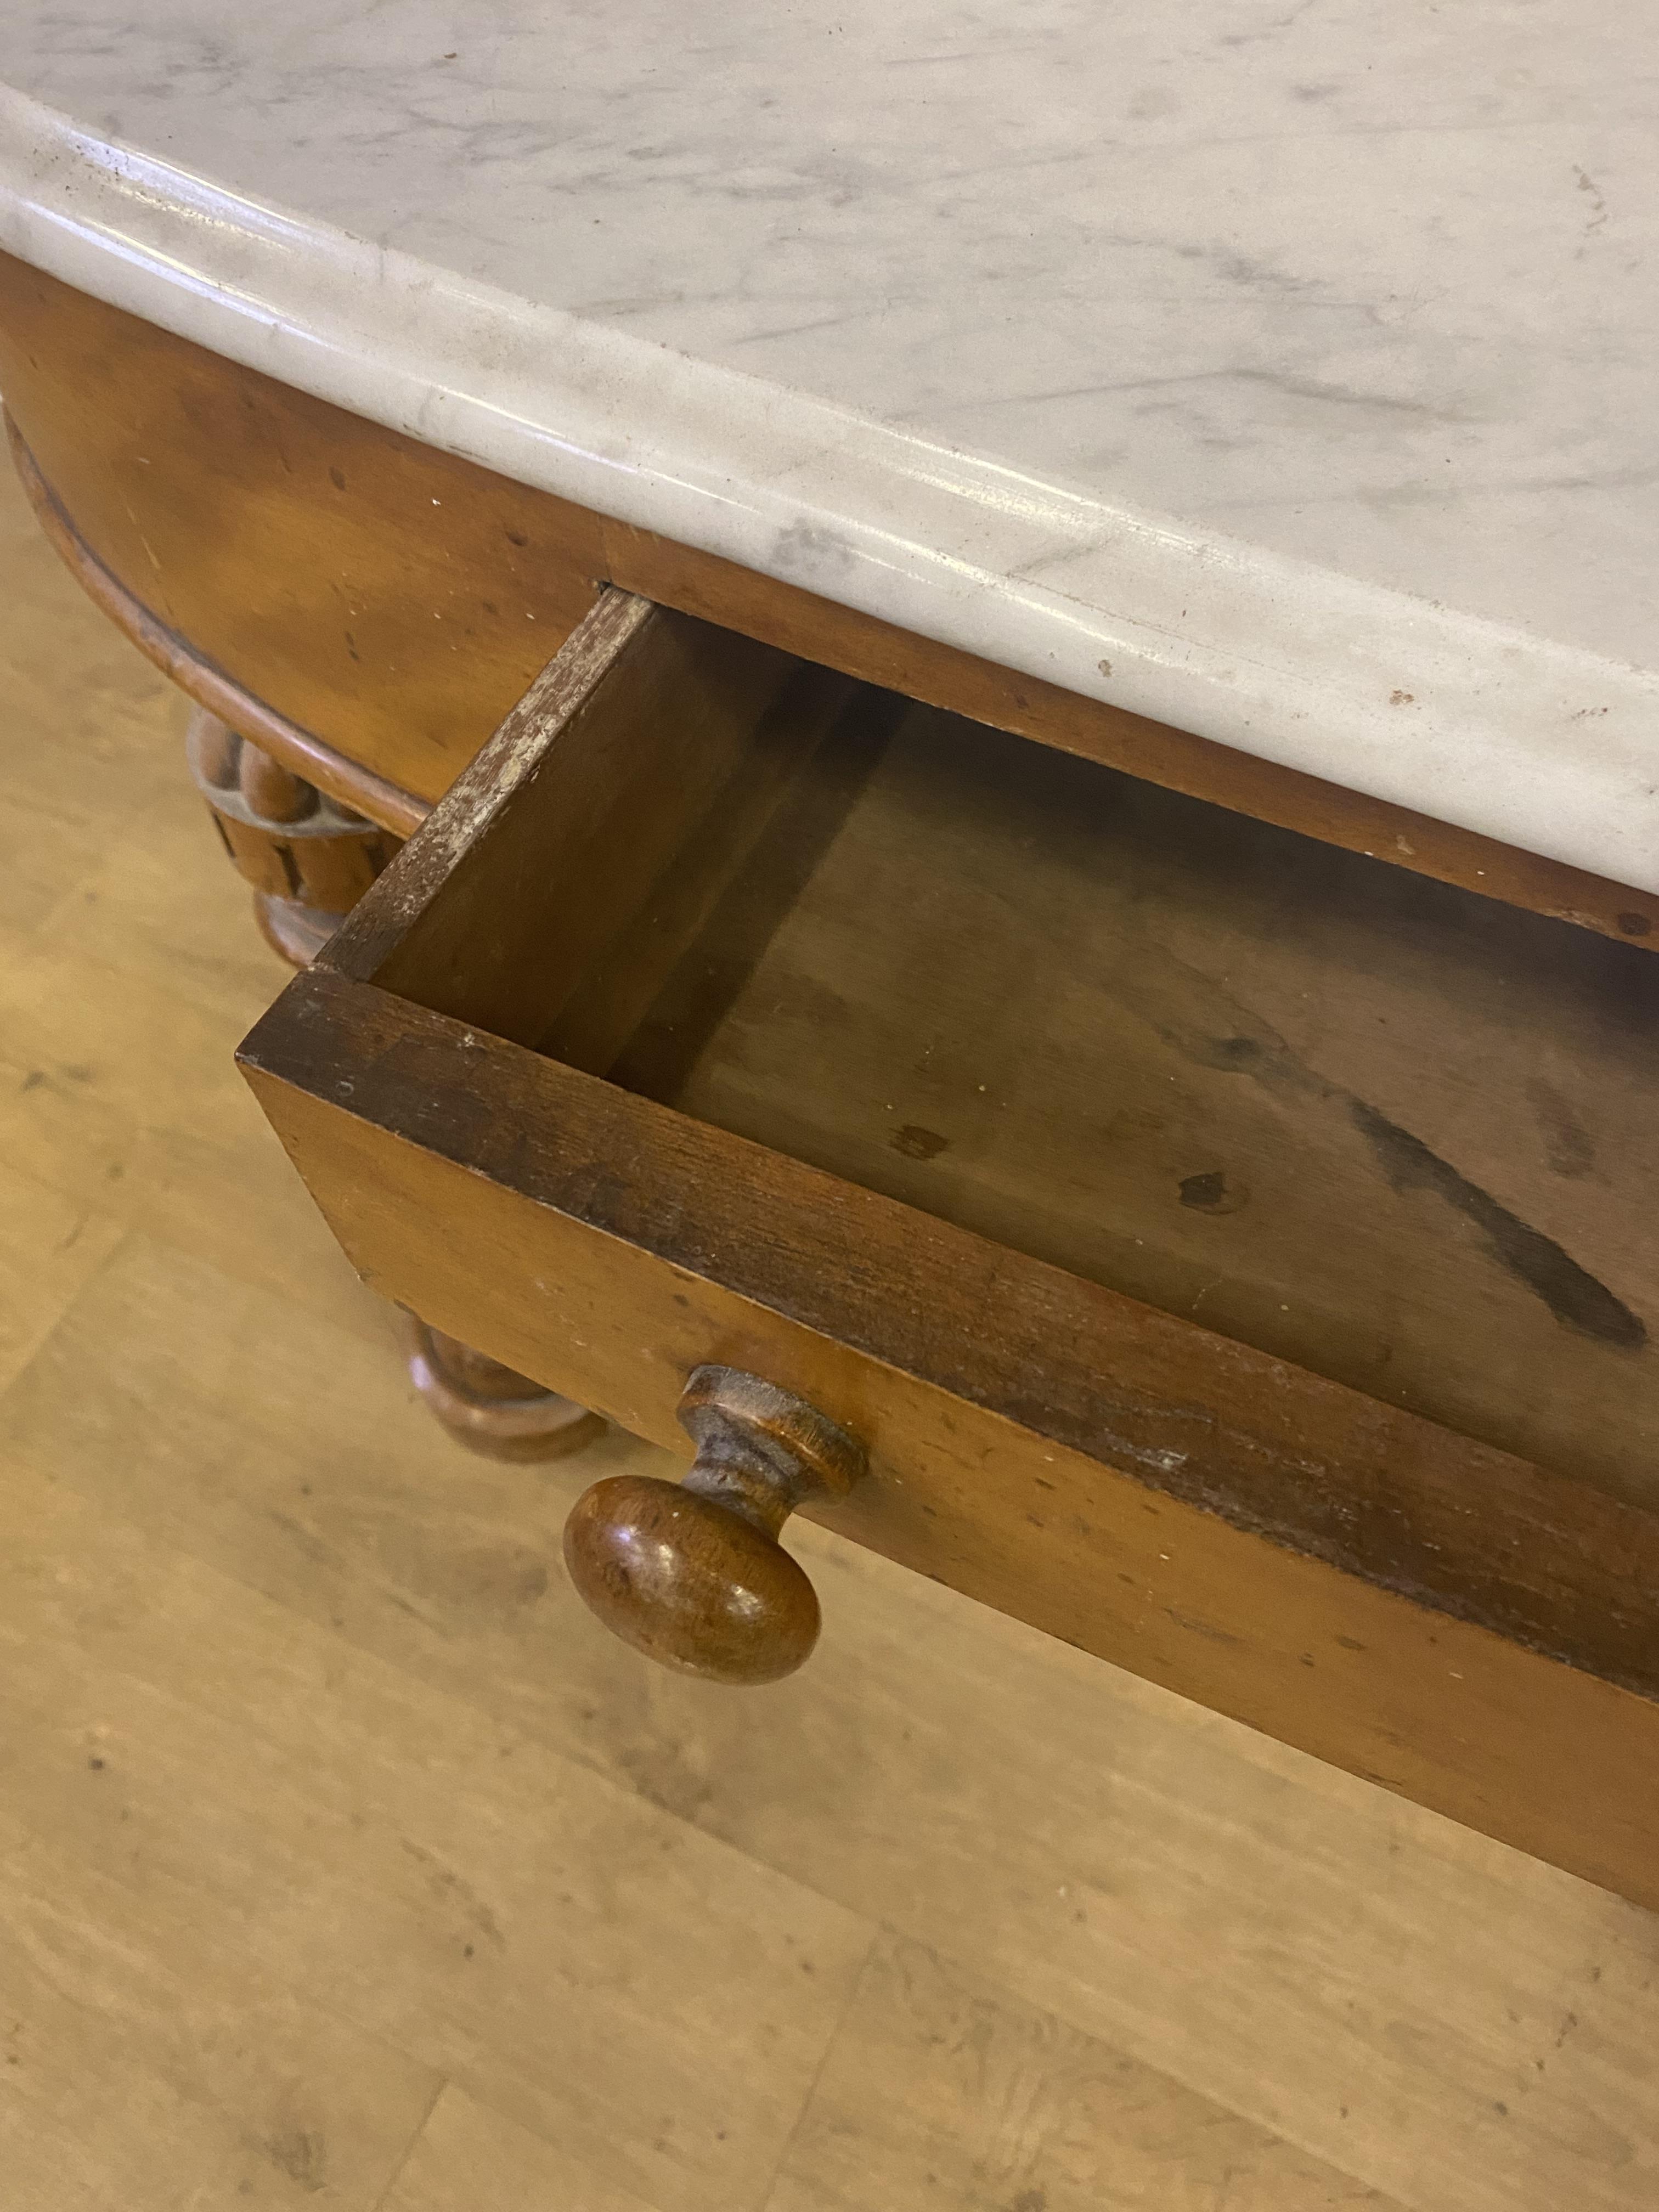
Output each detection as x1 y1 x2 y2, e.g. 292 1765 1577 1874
365 602 1659 1509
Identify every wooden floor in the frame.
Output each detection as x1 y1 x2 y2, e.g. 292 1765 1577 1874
1 456 1656 2212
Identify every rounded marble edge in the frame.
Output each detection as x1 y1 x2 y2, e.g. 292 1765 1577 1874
1 83 1655 893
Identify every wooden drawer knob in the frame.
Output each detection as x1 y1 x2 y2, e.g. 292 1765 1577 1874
562 1366 867 1684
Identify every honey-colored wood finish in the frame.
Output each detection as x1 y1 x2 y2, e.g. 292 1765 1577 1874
185 708 402 964
610 521 1659 950
241 969 1659 1910
0 250 608 807
239 593 1659 1908
176 701 595 1453
5 417 430 836
5 247 1657 943
398 1312 605 1464
318 596 1659 1516
565 1365 868 1684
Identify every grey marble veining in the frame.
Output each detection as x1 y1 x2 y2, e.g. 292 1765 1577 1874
1 2 1656 884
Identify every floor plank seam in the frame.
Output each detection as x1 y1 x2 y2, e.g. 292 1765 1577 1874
751 1922 884 2212
369 2074 449 2212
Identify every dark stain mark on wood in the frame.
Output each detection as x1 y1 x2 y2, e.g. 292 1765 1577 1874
1181 1171 1225 1207
1114 941 1641 1347
892 1124 950 1161
1617 911 1652 937
1352 1101 1643 1348
266 2126 326 2190
1166 1609 1244 1647
1526 1078 1596 1181
1178 1169 1248 1214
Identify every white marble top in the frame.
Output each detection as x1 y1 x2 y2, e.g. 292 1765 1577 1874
2 4 1656 889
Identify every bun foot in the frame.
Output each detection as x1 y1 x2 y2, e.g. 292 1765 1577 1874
399 1312 606 1464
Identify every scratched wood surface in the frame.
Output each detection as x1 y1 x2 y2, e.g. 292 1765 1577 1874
241 596 1659 1908
615 699 1659 1504
3 410 1659 2212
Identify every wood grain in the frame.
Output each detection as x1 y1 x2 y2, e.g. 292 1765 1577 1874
237 588 1659 1898
0 249 607 806
768 1933 1392 2210
1 1448 871 2212
5 246 1657 942
185 707 400 930
608 519 1659 950
307 609 1659 1615
0 1816 442 2208
241 974 1659 1910
364 592 809 1036
8 414 429 836
612 699 1659 1506
380 2086 663 2212
564 1475 825 1685
10 433 1659 2212
563 1365 868 1684
399 1311 606 1464
0 1158 125 1400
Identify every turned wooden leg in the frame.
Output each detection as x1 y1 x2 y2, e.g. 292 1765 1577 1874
185 707 400 966
399 1313 607 1463
189 706 607 1463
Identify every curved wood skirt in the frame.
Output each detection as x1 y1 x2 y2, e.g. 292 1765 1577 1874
9 417 428 837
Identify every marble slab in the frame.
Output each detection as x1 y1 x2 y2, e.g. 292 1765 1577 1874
1 4 1656 887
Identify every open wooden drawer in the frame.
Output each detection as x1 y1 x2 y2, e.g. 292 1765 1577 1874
239 591 1659 1908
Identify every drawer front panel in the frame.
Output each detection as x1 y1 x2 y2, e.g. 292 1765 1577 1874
242 970 1659 1911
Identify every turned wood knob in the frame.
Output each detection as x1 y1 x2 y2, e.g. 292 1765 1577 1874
562 1366 866 1684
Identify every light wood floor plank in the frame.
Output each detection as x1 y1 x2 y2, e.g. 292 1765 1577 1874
0 1156 123 1396
0 1830 441 2210
0 1449 874 2212
765 1932 1398 2211
10 1226 1645 2212
0 916 385 1336
378 2084 663 2212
